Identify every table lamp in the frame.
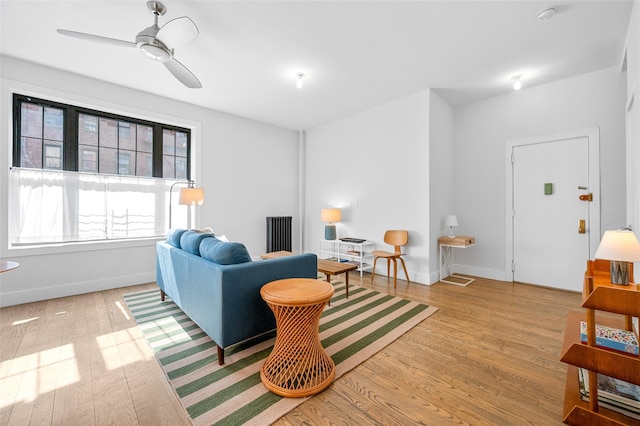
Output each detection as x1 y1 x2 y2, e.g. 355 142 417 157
445 215 458 237
321 208 341 240
594 229 640 285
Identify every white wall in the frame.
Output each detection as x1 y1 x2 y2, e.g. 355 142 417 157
624 0 640 284
453 67 627 281
304 90 431 284
428 90 455 283
0 56 300 307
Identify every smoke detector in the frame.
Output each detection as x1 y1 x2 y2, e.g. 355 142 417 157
537 7 557 21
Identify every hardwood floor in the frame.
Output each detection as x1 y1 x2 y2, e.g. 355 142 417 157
1 274 582 425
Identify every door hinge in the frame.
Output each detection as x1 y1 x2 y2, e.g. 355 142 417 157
512 260 515 272
511 152 515 164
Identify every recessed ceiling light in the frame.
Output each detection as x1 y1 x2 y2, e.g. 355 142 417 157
511 75 523 90
537 7 557 21
296 72 305 89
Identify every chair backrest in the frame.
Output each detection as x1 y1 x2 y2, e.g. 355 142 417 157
384 230 408 254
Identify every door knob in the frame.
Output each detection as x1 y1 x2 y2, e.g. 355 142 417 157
578 219 586 234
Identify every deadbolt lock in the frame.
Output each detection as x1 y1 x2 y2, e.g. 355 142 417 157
579 193 593 202
579 219 586 234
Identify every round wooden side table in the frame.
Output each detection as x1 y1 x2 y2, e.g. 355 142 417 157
0 261 19 274
260 278 335 397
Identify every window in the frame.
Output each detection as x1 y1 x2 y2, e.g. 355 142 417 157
10 94 193 246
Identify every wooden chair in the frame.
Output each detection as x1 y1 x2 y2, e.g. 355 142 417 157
371 230 410 288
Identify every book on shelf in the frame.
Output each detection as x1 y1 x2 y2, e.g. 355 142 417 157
578 368 640 420
345 250 362 256
580 321 639 355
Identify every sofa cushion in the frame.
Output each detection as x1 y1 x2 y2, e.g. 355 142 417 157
167 228 188 248
180 230 215 256
200 238 252 265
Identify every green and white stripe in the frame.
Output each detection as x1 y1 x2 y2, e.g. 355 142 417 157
124 283 438 426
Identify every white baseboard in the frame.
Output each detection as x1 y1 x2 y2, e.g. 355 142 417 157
0 272 156 307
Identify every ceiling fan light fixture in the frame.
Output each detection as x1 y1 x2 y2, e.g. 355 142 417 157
511 74 523 90
138 42 172 61
537 6 557 21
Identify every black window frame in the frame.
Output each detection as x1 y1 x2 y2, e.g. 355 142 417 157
12 93 191 179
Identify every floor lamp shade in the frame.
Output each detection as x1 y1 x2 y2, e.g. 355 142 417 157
594 229 640 285
321 208 341 240
169 180 205 229
179 187 205 206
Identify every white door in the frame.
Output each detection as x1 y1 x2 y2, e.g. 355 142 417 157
508 130 600 292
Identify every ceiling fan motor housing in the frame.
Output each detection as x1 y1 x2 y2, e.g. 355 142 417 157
136 25 173 62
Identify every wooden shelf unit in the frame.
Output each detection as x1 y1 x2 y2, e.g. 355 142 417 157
560 260 640 426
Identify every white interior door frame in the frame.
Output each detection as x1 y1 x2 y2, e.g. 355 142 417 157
504 128 601 282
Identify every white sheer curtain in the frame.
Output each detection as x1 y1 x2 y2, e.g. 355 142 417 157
9 168 177 245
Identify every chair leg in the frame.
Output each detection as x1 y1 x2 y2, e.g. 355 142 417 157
399 257 410 285
386 259 390 278
371 256 379 283
160 289 165 301
392 258 398 288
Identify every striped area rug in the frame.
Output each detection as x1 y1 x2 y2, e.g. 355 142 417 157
123 283 438 425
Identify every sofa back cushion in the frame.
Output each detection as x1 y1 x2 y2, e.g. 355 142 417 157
200 238 252 265
167 228 188 248
180 230 215 256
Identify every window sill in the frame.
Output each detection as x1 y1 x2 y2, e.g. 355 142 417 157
5 236 164 258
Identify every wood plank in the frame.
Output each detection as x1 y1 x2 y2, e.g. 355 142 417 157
1 274 588 425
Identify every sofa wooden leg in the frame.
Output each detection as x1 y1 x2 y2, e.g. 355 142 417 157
217 345 224 365
160 289 165 301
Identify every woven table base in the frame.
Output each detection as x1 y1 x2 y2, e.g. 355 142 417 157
260 278 335 397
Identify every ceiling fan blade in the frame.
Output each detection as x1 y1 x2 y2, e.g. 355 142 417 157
156 17 198 48
57 29 136 48
164 58 202 88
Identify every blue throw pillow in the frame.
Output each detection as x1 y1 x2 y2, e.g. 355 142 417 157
200 238 252 265
180 230 214 256
166 228 188 248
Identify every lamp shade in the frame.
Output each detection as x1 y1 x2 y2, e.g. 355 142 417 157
179 187 205 206
321 208 341 223
445 215 458 227
594 230 640 262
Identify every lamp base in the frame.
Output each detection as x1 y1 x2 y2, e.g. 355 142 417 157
610 260 630 285
325 224 337 240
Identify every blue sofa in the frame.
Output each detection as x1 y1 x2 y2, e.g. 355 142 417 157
156 229 317 365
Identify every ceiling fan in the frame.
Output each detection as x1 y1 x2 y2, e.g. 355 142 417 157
57 1 202 88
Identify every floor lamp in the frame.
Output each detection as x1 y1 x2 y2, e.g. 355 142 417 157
169 180 205 229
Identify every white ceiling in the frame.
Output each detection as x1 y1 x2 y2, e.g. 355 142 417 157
0 1 633 131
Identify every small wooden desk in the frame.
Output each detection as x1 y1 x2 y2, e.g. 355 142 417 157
438 236 475 286
317 259 357 298
260 278 335 397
